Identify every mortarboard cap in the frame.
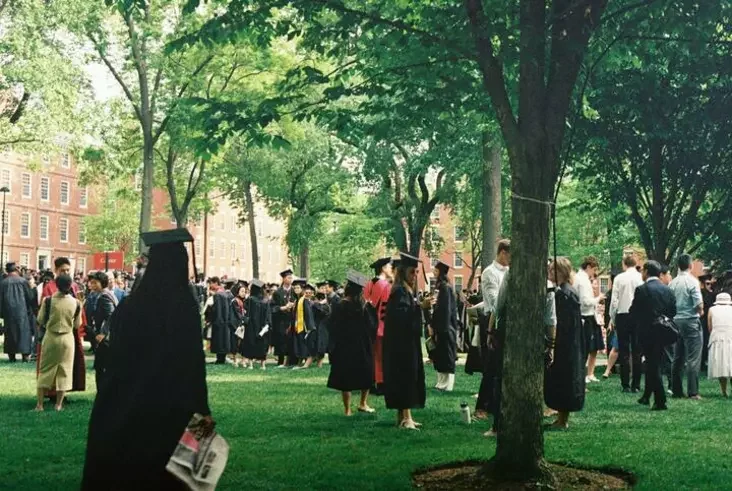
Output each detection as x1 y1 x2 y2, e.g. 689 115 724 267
293 279 307 286
699 273 712 282
346 270 368 288
250 279 265 289
141 228 194 247
399 252 421 268
280 268 294 278
327 279 340 289
435 260 450 274
316 281 327 288
304 283 316 291
369 257 392 271
223 277 238 285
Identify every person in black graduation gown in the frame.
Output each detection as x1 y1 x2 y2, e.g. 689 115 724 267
289 280 316 369
311 281 332 368
327 271 376 415
82 228 214 491
544 257 586 429
230 282 247 367
206 277 233 364
0 262 34 362
271 269 297 368
383 253 426 430
326 280 341 306
239 279 271 370
430 261 459 392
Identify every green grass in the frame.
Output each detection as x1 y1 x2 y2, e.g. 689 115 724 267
1 359 730 490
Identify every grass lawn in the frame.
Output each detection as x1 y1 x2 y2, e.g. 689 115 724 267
0 358 730 490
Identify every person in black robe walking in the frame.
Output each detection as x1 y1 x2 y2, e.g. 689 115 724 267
383 253 426 430
206 277 233 364
0 262 34 362
240 279 271 369
430 261 458 392
82 228 214 491
289 280 315 369
327 271 376 415
311 282 332 368
544 257 586 429
271 269 297 368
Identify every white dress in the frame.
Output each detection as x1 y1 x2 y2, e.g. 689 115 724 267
708 305 732 379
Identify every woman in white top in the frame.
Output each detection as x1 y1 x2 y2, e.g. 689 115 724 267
707 292 732 397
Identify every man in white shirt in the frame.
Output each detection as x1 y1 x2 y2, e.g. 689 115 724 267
575 256 605 383
609 255 644 392
474 239 510 421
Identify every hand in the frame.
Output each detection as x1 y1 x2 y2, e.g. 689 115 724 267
430 296 438 306
200 415 216 437
607 323 614 332
95 334 105 343
427 327 434 338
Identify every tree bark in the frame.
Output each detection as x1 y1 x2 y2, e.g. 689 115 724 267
482 132 502 269
244 180 260 278
139 131 154 250
299 244 310 279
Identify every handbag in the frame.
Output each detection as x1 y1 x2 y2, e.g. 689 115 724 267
653 315 679 346
234 325 245 339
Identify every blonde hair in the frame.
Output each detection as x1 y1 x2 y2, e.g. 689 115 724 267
551 256 574 285
394 265 417 293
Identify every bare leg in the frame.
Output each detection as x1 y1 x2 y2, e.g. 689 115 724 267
551 411 569 429
357 390 374 412
586 351 598 378
603 348 619 377
35 388 45 411
303 357 313 368
317 356 324 368
55 390 66 411
342 392 352 416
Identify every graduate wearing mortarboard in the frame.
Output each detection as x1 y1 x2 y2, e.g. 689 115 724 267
82 228 213 490
429 260 459 392
327 271 376 415
239 279 271 370
288 280 315 369
364 257 393 394
311 281 332 368
326 280 341 306
271 269 297 368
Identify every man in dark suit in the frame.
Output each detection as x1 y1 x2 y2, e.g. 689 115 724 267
271 269 297 368
630 261 677 411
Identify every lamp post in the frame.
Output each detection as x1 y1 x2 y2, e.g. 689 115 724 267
0 186 9 266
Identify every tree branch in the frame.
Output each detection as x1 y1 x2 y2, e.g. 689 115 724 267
88 33 143 121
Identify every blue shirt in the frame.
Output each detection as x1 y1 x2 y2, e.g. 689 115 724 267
113 287 126 304
669 271 703 320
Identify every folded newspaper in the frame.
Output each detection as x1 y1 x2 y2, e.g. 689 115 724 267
258 324 270 337
167 414 229 491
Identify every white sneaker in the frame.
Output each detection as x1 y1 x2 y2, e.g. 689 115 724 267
588 376 600 383
585 376 592 384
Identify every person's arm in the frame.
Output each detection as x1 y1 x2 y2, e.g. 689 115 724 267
691 283 704 317
74 300 83 330
708 308 714 333
578 274 601 311
609 280 620 325
629 285 644 325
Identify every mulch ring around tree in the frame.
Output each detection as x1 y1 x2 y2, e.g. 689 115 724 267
413 460 636 490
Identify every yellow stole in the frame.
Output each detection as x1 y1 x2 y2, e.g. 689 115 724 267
295 297 306 334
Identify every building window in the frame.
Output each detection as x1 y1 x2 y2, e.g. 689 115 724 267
61 152 71 168
60 181 70 205
231 242 236 260
219 217 225 231
2 210 9 236
430 205 440 220
195 237 202 258
219 241 226 258
209 239 215 258
40 177 50 201
20 212 30 238
39 215 49 240
454 253 464 268
59 218 69 242
230 216 236 231
80 187 88 208
454 275 464 293
20 253 29 268
454 225 467 242
1 169 10 193
79 223 86 244
1 251 7 265
599 277 610 294
21 173 31 198
78 257 86 274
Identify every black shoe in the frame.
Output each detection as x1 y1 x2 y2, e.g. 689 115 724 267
651 404 668 411
671 393 685 399
622 387 631 393
637 397 650 406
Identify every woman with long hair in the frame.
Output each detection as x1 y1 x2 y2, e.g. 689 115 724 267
240 279 271 370
327 271 376 415
545 257 585 430
429 261 458 391
383 253 426 430
231 283 248 367
82 229 214 490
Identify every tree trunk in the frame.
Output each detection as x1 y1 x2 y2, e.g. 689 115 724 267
244 180 260 278
139 131 154 251
408 219 426 258
482 132 502 269
299 244 310 278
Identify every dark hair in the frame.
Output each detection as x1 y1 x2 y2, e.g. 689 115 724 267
659 264 670 276
435 268 449 284
54 257 71 270
5 262 17 273
677 254 692 272
343 282 364 307
209 276 220 285
581 256 599 270
644 260 662 278
56 274 74 295
496 239 511 255
91 271 110 289
232 284 246 297
623 256 637 268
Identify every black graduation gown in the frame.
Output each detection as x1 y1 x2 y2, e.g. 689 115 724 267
310 301 331 357
544 283 586 413
271 287 296 356
82 291 210 490
431 281 458 374
327 300 375 391
383 285 426 410
230 297 245 352
288 297 314 359
240 296 271 360
0 274 34 355
207 290 233 355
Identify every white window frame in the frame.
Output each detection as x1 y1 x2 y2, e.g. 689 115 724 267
39 215 49 240
1 169 11 194
2 210 9 236
78 222 86 245
20 212 30 239
40 177 50 201
20 253 30 268
196 237 203 258
21 173 31 199
454 225 466 243
59 217 69 243
80 187 88 208
454 252 464 268
77 257 86 274
1 251 7 265
60 181 70 205
219 241 226 259
454 275 464 293
230 242 236 260
61 152 71 169
209 239 215 258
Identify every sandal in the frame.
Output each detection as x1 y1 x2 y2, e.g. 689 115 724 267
399 419 420 430
357 406 376 414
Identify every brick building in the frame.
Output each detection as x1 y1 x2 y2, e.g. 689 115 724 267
0 151 93 273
